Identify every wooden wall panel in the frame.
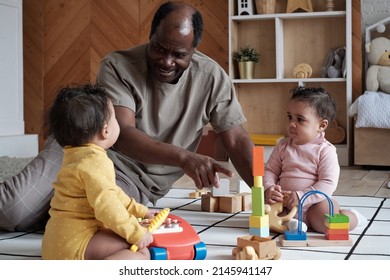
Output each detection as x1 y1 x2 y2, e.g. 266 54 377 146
193 0 229 71
23 0 229 149
23 0 44 144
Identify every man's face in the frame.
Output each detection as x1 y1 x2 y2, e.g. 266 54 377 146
147 17 196 84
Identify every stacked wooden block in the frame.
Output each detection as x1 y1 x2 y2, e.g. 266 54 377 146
200 179 252 213
324 213 350 240
250 146 270 238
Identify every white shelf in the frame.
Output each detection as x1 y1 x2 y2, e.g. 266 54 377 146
232 78 346 83
229 0 352 166
231 11 346 21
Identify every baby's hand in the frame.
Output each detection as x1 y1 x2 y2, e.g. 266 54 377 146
135 231 153 250
283 191 299 210
265 185 284 204
144 209 160 219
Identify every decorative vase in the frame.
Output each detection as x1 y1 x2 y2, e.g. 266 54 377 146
255 0 276 14
238 61 256 79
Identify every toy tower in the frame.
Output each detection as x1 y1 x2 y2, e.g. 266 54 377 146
249 146 270 237
324 214 350 240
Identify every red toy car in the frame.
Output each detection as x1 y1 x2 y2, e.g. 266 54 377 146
141 214 207 260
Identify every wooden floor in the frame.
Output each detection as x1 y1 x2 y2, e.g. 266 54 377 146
173 164 390 198
336 166 390 198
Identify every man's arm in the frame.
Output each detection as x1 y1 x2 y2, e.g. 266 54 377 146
113 106 233 189
219 125 254 187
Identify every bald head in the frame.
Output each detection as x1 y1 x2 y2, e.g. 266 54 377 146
149 1 203 47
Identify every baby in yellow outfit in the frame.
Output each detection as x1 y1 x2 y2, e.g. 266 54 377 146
41 84 157 260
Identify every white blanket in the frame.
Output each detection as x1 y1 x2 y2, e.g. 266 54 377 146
349 91 390 128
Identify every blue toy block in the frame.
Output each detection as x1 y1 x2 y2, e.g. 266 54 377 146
284 230 307 240
249 226 269 238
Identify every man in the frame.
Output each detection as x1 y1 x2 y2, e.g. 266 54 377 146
0 1 254 232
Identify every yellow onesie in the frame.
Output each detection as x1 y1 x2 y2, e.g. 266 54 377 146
41 144 148 260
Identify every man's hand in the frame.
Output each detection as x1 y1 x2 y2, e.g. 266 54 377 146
180 153 233 189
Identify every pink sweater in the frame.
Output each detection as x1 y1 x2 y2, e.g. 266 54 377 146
264 132 340 215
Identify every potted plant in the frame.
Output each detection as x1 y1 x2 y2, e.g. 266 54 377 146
233 46 260 79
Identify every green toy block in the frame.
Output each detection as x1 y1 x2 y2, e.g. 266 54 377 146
252 186 265 216
324 213 349 223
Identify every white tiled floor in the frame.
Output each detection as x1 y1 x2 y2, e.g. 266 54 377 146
148 188 390 260
1 188 389 260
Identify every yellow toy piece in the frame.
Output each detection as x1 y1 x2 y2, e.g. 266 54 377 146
130 208 170 252
265 202 297 233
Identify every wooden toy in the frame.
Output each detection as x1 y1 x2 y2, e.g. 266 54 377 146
239 192 252 211
279 190 353 247
232 236 281 260
293 63 312 78
235 179 251 193
265 202 297 233
189 188 207 198
201 192 219 212
219 194 242 213
325 0 335 11
140 213 207 260
250 146 270 237
201 191 251 213
130 208 170 252
286 0 313 13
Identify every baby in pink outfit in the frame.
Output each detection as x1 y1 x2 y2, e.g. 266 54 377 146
264 86 366 233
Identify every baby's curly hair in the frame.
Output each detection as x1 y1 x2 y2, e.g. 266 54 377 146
290 86 336 122
48 83 111 147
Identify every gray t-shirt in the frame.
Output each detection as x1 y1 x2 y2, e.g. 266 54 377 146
96 43 246 203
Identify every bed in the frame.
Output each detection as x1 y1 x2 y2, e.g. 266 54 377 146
349 17 390 167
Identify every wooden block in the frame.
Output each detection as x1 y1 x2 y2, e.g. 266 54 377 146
326 232 350 240
236 180 251 193
254 176 263 188
324 221 349 229
249 226 270 237
249 215 269 228
279 235 353 247
189 188 207 198
251 186 265 216
238 192 252 211
325 228 349 240
284 230 307 240
324 213 349 223
326 228 349 235
201 193 219 212
212 178 230 196
219 195 242 213
252 146 264 176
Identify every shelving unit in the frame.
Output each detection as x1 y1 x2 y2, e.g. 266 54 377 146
228 0 352 166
